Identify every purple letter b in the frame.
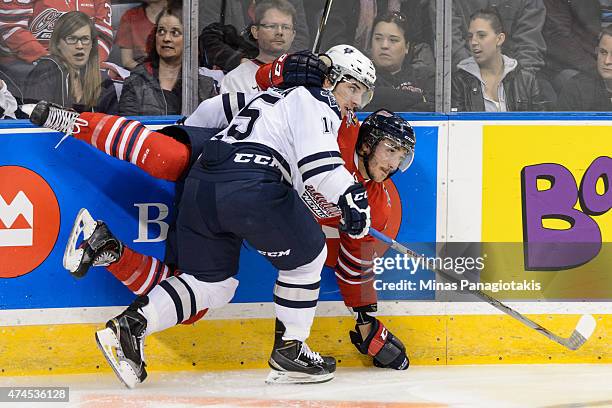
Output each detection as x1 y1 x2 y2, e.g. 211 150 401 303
521 164 601 270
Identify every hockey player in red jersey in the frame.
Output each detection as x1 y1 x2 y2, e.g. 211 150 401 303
0 0 113 66
257 53 413 370
326 110 414 371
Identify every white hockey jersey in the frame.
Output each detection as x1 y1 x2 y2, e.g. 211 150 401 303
184 92 255 129
209 86 355 205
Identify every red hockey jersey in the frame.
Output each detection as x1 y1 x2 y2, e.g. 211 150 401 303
0 0 113 64
306 117 397 308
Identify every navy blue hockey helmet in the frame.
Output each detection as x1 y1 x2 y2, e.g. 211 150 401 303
358 109 416 172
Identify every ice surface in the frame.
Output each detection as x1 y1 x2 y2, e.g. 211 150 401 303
1 365 611 408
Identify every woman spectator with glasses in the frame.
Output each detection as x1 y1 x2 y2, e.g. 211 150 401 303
119 4 216 116
367 11 435 112
24 11 118 113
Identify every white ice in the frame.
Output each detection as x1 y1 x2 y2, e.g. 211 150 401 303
1 365 611 408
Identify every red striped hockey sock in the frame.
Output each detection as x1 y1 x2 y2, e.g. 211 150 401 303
107 246 172 295
76 112 190 181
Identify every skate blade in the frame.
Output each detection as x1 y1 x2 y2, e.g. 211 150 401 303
95 328 140 389
63 208 97 275
265 369 334 385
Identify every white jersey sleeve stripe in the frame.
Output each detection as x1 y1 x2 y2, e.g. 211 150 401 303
300 157 345 181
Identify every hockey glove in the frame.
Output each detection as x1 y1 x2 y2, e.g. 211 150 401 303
257 51 330 90
337 183 371 239
349 318 409 370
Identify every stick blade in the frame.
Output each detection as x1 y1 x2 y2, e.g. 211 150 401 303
576 314 596 339
566 314 596 351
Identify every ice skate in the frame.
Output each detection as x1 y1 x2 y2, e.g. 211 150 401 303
95 298 148 389
25 100 88 146
266 319 336 384
63 208 123 278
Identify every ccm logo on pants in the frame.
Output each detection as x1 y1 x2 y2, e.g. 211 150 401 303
258 249 291 257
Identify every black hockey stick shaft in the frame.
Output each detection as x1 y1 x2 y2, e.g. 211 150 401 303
369 228 595 350
312 0 334 53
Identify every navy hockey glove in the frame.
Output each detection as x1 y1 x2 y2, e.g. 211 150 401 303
349 318 409 370
338 183 371 239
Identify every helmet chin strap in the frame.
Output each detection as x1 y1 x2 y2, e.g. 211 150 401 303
359 142 376 181
363 154 375 180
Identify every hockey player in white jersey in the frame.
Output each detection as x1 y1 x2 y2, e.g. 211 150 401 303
96 74 370 388
25 47 377 387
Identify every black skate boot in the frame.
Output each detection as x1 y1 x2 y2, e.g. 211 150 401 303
266 319 336 384
95 296 148 389
23 100 88 146
63 208 123 278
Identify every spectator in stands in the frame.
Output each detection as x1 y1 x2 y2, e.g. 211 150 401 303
318 0 434 54
119 4 216 116
220 0 296 93
367 11 435 111
451 8 552 111
0 0 113 87
115 0 168 70
542 0 602 92
199 0 309 72
557 26 612 111
24 11 118 113
451 0 546 73
0 79 18 119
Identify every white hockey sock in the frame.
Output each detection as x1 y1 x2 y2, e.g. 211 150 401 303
141 274 238 335
274 246 326 341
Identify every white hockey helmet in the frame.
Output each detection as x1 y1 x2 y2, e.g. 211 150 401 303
324 44 376 108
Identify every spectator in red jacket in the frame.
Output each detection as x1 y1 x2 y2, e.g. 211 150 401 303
114 0 167 70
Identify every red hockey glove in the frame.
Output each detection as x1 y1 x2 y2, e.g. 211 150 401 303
349 318 409 370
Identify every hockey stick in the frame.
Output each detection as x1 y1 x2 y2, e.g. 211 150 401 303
369 228 596 351
312 0 334 53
